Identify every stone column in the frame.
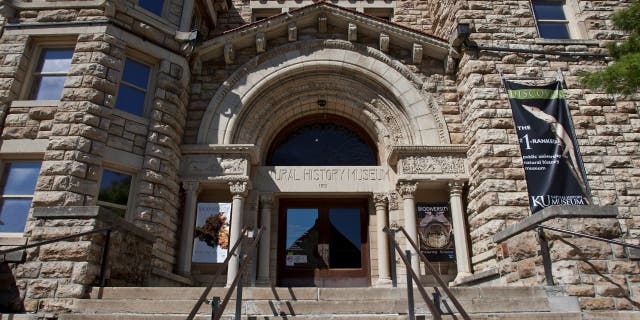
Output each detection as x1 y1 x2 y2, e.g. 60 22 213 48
226 180 248 286
449 181 472 283
257 194 273 285
397 180 419 273
374 193 391 286
177 181 200 276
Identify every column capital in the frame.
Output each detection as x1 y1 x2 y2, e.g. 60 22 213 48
229 180 248 198
448 180 464 196
396 180 417 199
373 193 388 210
183 181 201 194
259 193 274 208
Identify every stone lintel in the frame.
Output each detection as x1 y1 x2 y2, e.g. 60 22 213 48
32 206 156 242
181 144 258 163
387 144 468 166
493 205 619 243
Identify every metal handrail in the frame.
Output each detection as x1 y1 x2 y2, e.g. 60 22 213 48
538 225 640 250
394 226 471 320
0 227 114 287
186 227 250 320
212 226 265 320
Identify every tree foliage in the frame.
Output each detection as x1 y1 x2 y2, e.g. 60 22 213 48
581 1 640 94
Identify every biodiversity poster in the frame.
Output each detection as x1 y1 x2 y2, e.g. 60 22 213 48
192 202 231 263
417 202 455 262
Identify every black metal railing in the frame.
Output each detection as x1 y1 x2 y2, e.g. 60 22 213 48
0 227 114 287
186 226 265 320
384 226 471 320
534 224 640 286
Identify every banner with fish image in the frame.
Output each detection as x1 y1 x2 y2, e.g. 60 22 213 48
504 80 590 213
417 202 455 262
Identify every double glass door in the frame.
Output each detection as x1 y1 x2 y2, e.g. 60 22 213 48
277 198 369 287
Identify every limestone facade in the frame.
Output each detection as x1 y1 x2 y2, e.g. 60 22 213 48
0 0 637 313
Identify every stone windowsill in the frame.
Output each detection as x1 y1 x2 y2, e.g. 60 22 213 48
130 5 179 36
534 38 601 46
10 100 60 108
111 108 150 126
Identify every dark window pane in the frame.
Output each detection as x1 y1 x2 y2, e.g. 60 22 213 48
268 122 377 166
285 208 322 268
33 75 66 100
532 2 566 20
139 0 164 16
329 208 361 268
122 58 150 89
38 48 73 73
2 162 41 195
99 170 131 206
115 84 146 116
0 198 32 232
538 22 571 39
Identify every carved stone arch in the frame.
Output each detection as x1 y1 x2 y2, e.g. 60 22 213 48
197 39 451 148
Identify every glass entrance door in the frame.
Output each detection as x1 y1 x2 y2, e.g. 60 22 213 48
277 198 369 287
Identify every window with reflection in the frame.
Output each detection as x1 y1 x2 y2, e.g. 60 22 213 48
115 58 151 117
0 162 41 233
98 169 133 218
267 116 377 166
139 0 165 16
31 48 73 100
532 1 571 39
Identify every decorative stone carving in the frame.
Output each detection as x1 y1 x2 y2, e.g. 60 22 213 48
449 181 464 196
220 156 247 175
182 181 201 194
229 180 248 197
318 16 327 33
288 23 297 42
373 193 388 210
400 155 466 175
224 43 234 64
389 192 399 210
396 181 417 199
256 32 266 53
348 23 357 41
259 194 274 208
379 33 389 52
412 43 423 64
182 154 248 178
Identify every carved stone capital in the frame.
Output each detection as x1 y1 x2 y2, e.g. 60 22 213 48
389 192 399 210
183 181 201 194
229 180 248 198
259 194 274 209
396 181 417 199
449 181 464 197
373 193 388 210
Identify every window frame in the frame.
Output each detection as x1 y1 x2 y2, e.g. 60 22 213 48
0 160 42 236
21 42 75 101
137 0 168 19
97 167 137 220
531 0 582 39
113 53 156 118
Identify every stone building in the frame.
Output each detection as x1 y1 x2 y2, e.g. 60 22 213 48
0 0 639 317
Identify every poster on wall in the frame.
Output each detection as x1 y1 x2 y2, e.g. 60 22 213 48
504 80 590 213
417 202 455 262
192 202 231 263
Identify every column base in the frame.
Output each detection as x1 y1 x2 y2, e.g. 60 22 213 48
374 278 393 288
449 272 473 286
255 277 273 287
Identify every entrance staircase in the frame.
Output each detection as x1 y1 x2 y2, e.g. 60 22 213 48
4 286 638 320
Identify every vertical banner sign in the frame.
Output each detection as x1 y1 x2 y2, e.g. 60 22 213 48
192 203 231 263
504 80 590 213
417 202 455 262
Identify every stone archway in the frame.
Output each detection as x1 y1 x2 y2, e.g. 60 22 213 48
197 39 451 154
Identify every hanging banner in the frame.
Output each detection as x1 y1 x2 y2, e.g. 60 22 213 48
192 202 231 263
417 202 455 262
504 80 590 213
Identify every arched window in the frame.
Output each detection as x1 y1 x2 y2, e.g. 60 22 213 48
266 116 377 166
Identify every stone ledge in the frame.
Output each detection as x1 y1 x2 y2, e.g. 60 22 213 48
10 100 59 108
493 205 618 243
150 267 193 286
32 206 155 242
534 38 601 46
454 268 500 287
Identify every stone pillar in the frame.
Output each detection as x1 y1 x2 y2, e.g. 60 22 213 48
257 194 273 285
177 181 200 276
397 180 419 273
374 193 391 286
449 181 472 283
226 180 248 286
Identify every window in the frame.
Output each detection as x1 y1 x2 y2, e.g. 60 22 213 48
138 0 165 16
98 169 133 218
115 58 151 117
0 162 41 233
532 1 571 39
30 48 73 100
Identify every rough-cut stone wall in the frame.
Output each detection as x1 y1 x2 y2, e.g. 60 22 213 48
0 34 31 138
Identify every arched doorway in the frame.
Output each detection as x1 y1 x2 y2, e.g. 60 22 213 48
268 116 376 287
